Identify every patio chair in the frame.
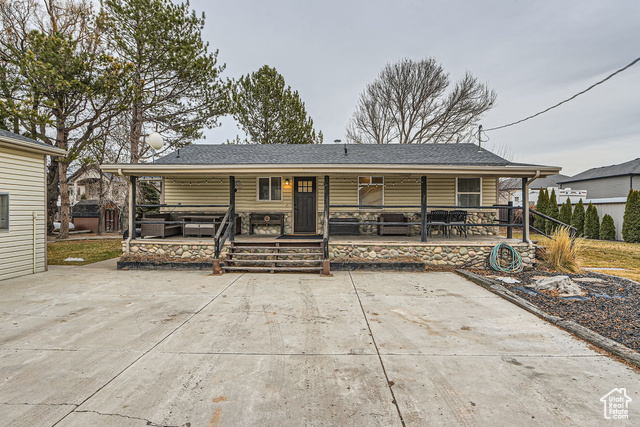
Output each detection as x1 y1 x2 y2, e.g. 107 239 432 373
449 210 468 238
378 213 411 236
428 210 449 238
141 213 182 238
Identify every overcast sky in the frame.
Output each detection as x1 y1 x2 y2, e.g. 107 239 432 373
189 0 640 176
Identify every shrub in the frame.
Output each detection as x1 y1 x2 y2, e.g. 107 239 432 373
571 199 585 237
600 214 616 240
558 198 573 226
543 227 582 273
545 188 560 235
584 202 600 239
534 188 548 231
622 189 640 243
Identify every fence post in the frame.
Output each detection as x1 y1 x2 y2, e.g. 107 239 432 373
507 201 513 239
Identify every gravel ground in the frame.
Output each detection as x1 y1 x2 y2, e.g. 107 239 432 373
475 269 640 352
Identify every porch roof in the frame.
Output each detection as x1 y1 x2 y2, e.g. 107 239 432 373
101 143 561 178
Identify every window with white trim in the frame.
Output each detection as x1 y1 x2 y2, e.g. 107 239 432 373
457 177 481 207
257 177 282 201
0 194 8 230
358 176 384 209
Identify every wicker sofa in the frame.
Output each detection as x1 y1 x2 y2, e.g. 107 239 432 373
140 213 182 238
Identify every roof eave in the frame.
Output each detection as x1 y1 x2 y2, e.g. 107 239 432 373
101 163 561 177
0 136 67 156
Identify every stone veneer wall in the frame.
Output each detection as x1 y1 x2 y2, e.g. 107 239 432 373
328 242 535 269
125 240 535 269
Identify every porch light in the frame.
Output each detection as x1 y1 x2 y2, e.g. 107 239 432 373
148 132 164 150
235 180 242 190
284 178 290 186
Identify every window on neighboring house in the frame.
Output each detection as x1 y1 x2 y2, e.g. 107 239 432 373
0 194 8 230
457 177 482 207
358 176 384 209
258 177 282 201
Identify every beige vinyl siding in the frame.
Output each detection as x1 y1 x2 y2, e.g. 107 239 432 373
0 146 47 281
163 175 499 212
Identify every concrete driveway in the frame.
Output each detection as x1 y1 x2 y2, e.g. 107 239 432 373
0 262 638 426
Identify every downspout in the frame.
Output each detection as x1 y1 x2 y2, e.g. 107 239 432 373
33 211 37 273
524 170 541 246
118 168 132 254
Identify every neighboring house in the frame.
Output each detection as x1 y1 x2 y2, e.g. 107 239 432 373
0 129 66 281
559 159 640 241
558 158 639 199
500 174 586 206
69 167 127 207
102 143 560 272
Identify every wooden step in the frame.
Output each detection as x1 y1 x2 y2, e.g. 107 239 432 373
226 259 322 265
228 252 323 257
222 266 323 272
228 245 321 251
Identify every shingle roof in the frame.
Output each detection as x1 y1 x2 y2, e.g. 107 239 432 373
0 128 54 149
155 143 544 167
559 158 640 183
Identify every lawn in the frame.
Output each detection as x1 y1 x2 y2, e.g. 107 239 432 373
48 239 122 265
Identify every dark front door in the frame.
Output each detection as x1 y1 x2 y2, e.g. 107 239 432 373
294 177 316 233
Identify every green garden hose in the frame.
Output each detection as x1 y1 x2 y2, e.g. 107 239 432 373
488 243 523 273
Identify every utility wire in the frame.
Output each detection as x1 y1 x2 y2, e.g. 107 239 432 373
485 56 640 132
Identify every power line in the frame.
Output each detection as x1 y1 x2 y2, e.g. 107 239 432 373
484 55 640 132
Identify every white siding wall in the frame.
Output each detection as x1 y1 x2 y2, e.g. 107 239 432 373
0 146 47 281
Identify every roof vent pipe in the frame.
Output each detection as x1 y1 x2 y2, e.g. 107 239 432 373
344 144 347 155
176 149 180 158
477 125 482 152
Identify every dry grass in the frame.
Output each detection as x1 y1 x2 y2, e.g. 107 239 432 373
48 239 122 265
541 227 582 274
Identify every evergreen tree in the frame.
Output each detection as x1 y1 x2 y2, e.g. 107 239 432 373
534 188 548 231
584 202 600 239
600 214 616 241
545 188 560 235
622 189 640 243
559 199 573 226
101 0 228 162
571 199 586 237
231 65 322 144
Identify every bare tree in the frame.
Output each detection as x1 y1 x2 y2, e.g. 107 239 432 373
347 58 496 144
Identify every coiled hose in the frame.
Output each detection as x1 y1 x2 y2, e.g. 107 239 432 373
488 243 523 273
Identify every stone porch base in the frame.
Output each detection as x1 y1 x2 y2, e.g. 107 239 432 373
125 240 535 269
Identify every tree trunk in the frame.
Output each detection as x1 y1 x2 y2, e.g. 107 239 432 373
46 159 60 235
130 100 143 163
57 161 70 239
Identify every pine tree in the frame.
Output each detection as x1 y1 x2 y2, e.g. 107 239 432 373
600 214 616 241
571 199 586 237
231 65 322 144
622 189 640 243
534 188 548 231
559 199 573 226
545 188 560 235
584 202 600 239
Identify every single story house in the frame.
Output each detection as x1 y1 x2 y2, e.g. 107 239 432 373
0 129 66 281
101 143 560 273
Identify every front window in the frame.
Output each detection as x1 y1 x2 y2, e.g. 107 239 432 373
358 176 384 209
457 177 481 207
0 194 8 230
258 177 282 201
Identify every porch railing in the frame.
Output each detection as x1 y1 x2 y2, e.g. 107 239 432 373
529 208 577 239
214 205 233 259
